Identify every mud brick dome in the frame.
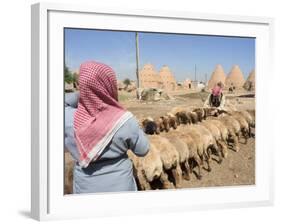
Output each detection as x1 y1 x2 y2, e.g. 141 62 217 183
243 69 255 91
139 64 177 91
225 65 245 88
139 64 162 88
207 64 226 90
159 65 177 91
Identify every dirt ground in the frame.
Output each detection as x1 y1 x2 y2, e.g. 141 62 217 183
119 89 255 188
64 89 255 194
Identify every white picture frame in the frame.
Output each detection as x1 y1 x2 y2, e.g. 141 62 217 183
31 2 275 221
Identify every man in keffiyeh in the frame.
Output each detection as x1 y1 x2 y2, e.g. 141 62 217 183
204 81 226 110
64 61 149 194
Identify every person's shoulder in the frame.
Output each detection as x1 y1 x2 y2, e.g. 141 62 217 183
121 116 141 131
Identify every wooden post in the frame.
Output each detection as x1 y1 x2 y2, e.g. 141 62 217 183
136 32 140 88
194 64 197 82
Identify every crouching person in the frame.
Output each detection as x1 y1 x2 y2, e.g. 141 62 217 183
65 61 149 194
204 82 226 110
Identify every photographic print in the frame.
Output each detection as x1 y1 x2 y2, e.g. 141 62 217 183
64 28 255 195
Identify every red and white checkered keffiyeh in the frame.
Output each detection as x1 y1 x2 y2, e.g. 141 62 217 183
74 61 133 168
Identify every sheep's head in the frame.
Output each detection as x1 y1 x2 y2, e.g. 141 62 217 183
160 116 170 132
176 111 189 124
204 108 220 117
166 113 178 129
193 108 204 122
142 118 158 135
170 117 178 129
155 118 164 133
188 112 199 124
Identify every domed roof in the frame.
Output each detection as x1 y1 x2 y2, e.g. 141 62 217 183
243 69 255 90
247 69 255 82
140 63 158 77
207 64 226 90
225 65 245 87
142 63 156 71
159 65 175 79
140 63 162 86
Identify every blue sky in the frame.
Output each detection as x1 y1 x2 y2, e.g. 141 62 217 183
64 28 255 82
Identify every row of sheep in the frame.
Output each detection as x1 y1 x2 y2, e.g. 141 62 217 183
128 107 255 190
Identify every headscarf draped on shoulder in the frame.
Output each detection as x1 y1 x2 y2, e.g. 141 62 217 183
74 61 133 168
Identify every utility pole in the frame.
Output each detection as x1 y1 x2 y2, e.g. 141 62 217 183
205 73 207 84
135 32 140 88
194 64 197 82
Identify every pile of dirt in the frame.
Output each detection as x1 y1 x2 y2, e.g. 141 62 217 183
140 88 174 101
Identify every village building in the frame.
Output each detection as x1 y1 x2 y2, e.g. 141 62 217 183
207 64 226 90
158 65 177 91
139 64 162 89
183 79 192 89
225 65 245 89
139 64 177 91
243 69 255 91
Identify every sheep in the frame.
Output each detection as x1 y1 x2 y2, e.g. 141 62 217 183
127 144 174 190
175 111 191 125
192 108 205 122
194 124 223 165
161 133 191 180
187 111 199 124
142 117 160 135
64 151 75 194
163 130 203 180
215 114 241 152
142 116 170 135
246 109 255 125
171 106 199 125
203 107 219 117
229 111 250 143
177 125 219 172
148 135 183 188
246 109 255 137
159 115 170 132
204 119 229 150
200 120 229 159
166 113 178 129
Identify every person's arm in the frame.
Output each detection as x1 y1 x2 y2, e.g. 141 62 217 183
218 95 226 110
64 106 80 161
125 118 149 157
204 94 211 108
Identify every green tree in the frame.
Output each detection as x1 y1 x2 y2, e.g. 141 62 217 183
64 65 73 84
123 78 131 89
73 72 79 89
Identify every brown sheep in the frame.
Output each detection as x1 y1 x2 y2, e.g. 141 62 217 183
229 111 250 143
148 135 183 188
177 125 214 172
161 133 191 180
166 113 178 129
217 114 241 152
64 151 75 194
175 111 191 125
192 108 205 122
127 144 174 190
159 115 170 132
194 124 223 165
204 119 229 151
165 130 203 180
201 120 228 159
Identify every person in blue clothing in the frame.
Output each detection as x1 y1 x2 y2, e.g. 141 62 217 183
64 61 149 194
